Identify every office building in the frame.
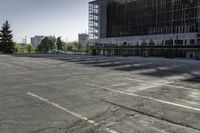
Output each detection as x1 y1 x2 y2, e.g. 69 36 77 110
31 36 44 47
89 0 200 59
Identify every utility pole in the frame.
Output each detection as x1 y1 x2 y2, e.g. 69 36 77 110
22 36 27 46
25 36 27 46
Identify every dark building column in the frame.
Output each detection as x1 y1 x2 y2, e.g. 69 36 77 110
99 0 107 38
197 0 200 32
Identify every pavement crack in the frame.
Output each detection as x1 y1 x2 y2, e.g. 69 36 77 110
101 99 200 132
65 120 83 132
29 126 67 133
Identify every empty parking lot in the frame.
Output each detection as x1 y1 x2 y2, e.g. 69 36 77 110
0 54 200 133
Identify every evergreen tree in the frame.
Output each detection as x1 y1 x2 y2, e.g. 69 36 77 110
56 37 63 51
49 35 56 51
0 20 15 53
38 37 51 53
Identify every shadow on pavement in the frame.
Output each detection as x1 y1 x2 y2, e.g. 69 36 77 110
11 54 200 84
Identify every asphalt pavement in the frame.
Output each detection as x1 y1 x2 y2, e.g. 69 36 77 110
0 54 200 133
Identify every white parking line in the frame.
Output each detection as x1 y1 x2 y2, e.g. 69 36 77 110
125 77 198 91
27 92 118 133
86 83 200 112
111 83 129 87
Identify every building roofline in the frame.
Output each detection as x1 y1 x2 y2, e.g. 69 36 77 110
89 0 98 4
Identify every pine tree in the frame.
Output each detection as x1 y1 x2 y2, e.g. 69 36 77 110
56 37 63 51
38 37 51 53
0 20 15 53
49 35 56 51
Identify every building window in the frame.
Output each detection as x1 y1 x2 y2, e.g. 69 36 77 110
190 39 195 45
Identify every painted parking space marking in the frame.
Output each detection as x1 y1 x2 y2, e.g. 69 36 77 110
111 83 129 87
124 77 198 91
27 92 118 133
126 84 160 92
86 83 200 112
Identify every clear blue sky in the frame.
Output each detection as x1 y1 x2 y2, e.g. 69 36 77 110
0 0 90 43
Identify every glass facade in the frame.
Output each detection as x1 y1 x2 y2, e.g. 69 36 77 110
89 0 200 59
89 1 100 39
107 0 200 37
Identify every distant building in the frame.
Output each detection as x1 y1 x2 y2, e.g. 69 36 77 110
31 36 44 47
78 33 89 46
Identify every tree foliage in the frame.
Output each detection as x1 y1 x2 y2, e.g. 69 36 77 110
49 36 56 51
37 37 51 53
64 42 74 52
37 36 56 53
0 20 15 53
26 45 33 53
14 43 36 54
63 41 88 52
56 37 63 51
37 36 88 54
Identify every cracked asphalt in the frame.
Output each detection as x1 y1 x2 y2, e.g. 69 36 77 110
0 54 200 133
